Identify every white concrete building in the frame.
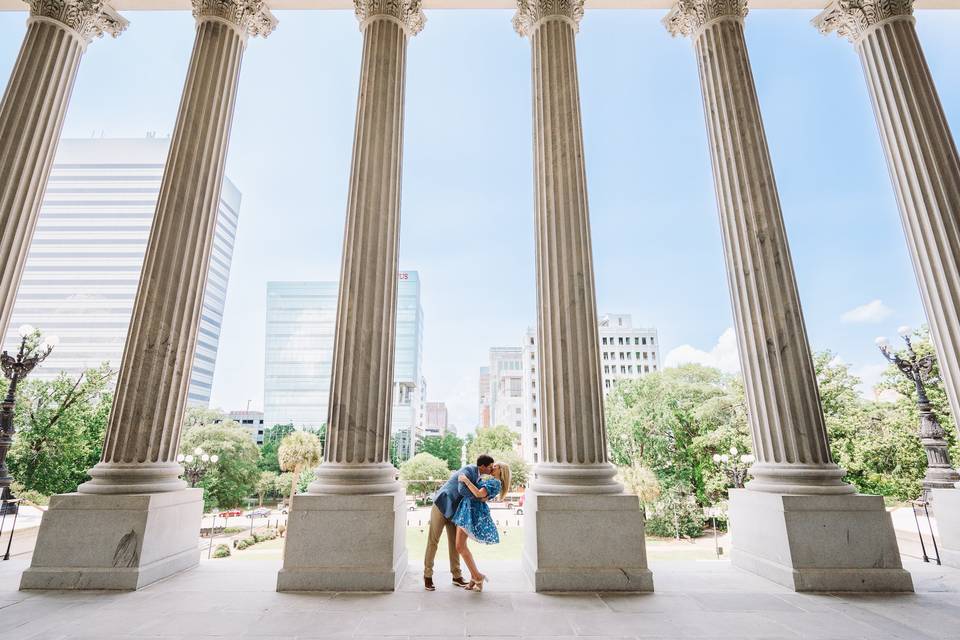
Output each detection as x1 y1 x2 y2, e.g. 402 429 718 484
214 410 266 445
3 137 240 406
521 314 660 464
424 401 448 437
478 366 491 428
487 347 524 439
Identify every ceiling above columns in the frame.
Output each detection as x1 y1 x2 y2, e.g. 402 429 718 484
0 0 957 11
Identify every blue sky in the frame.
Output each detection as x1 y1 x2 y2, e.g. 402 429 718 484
1 8 958 431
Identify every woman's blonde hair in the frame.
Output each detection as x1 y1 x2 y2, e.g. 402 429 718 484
496 463 512 500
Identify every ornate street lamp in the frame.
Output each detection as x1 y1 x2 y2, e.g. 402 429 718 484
713 447 755 489
0 325 56 514
877 326 960 501
177 447 220 488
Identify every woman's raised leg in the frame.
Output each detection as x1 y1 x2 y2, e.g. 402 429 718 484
455 528 481 582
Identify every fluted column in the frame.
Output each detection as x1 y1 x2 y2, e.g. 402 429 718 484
78 0 276 494
664 0 852 495
0 0 126 339
309 0 424 495
514 0 620 495
815 1 960 437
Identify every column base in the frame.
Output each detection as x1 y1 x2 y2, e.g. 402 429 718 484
20 488 203 591
522 491 653 592
729 489 913 592
277 491 407 591
931 488 960 569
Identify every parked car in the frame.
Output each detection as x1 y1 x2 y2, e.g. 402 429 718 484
246 507 271 518
218 509 242 518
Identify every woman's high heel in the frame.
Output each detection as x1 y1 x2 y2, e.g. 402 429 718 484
470 574 488 592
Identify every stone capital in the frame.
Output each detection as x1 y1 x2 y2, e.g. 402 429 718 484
663 0 747 38
192 0 277 39
25 0 128 44
354 0 425 36
512 0 584 37
813 0 913 42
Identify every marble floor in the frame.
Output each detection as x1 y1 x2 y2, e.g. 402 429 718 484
2 556 960 639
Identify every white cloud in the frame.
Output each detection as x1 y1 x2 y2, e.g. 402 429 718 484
665 327 740 373
840 299 893 324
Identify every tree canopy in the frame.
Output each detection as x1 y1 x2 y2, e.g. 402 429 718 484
399 452 450 497
180 421 260 509
466 425 519 461
418 433 465 471
277 430 323 497
6 364 115 496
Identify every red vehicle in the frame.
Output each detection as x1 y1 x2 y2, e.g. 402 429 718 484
218 509 242 518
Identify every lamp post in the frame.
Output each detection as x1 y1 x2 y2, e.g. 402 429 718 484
712 447 755 489
876 327 960 501
0 325 56 514
176 447 220 488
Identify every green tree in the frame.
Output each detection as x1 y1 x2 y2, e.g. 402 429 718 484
256 471 279 506
606 364 749 506
258 423 296 472
398 452 450 498
6 364 115 496
487 448 529 490
278 430 323 498
180 421 260 509
466 425 519 461
418 433 465 471
182 406 226 431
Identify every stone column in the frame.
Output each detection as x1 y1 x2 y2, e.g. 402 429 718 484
0 0 126 339
278 0 423 592
664 0 911 592
514 0 652 592
21 0 275 591
813 0 960 568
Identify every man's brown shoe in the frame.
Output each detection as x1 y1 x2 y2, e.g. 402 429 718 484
452 576 469 588
424 577 436 591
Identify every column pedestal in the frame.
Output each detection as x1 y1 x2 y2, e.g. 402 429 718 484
729 490 912 592
522 492 652 592
931 489 960 568
20 489 202 590
277 491 407 591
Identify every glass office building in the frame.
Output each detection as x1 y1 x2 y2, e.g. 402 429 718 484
263 272 424 461
3 138 240 406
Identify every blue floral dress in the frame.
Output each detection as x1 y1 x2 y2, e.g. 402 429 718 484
452 475 502 544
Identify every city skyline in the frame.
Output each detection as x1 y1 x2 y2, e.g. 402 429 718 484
0 10 957 432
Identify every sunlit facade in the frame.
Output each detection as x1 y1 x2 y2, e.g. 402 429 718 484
3 137 240 406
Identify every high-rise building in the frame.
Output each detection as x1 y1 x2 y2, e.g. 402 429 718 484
262 272 425 462
487 347 524 437
478 366 491 428
520 314 660 463
3 138 240 406
425 401 449 437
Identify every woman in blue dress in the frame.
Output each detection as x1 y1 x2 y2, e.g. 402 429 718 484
453 462 512 592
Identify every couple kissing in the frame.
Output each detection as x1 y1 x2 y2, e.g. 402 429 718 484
423 454 512 592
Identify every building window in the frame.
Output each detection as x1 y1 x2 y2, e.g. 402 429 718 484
516 407 522 414
626 352 632 360
602 337 607 345
534 452 539 462
533 408 537 417
618 337 624 345
643 352 648 359
645 365 650 373
642 337 647 345
651 337 655 344
628 365 633 373
604 379 611 388
515 420 521 428
533 437 538 447
652 352 657 360
621 366 626 374
620 352 625 359
653 365 657 371
636 352 641 359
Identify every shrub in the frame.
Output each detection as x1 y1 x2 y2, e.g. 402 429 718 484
212 544 231 559
236 539 250 550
